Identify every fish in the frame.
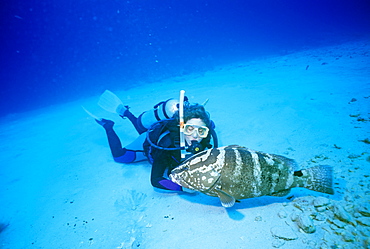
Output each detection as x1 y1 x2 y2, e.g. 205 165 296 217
169 145 334 208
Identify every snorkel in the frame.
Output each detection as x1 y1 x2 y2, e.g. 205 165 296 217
179 90 187 159
179 90 206 157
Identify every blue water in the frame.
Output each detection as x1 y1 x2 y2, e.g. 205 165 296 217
1 0 369 116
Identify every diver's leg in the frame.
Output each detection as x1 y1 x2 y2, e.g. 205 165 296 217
123 133 148 162
120 107 147 135
96 119 126 158
97 119 147 163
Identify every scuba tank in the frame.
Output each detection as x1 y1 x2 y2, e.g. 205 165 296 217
137 98 180 129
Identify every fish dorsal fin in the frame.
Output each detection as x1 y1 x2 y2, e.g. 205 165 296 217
226 145 246 150
215 188 236 208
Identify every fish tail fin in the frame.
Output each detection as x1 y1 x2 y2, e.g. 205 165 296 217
294 165 334 195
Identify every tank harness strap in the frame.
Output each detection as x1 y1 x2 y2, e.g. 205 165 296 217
153 101 165 122
154 109 161 122
162 100 171 119
153 101 165 109
157 130 170 145
153 99 172 120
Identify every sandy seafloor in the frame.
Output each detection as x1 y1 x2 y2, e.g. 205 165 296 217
1 39 370 249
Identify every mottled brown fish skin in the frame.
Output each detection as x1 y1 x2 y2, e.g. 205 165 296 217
170 145 334 203
219 146 298 199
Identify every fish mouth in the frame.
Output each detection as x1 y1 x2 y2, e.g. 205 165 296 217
169 173 193 190
169 174 179 185
169 173 185 187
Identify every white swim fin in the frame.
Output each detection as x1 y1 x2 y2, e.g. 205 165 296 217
82 106 101 121
98 90 125 115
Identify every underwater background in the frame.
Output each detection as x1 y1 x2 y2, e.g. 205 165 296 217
1 1 370 248
1 0 370 116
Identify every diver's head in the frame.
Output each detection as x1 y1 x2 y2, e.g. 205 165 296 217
183 118 209 145
174 103 211 127
173 103 211 146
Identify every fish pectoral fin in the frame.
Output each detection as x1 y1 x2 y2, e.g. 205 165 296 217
215 189 236 208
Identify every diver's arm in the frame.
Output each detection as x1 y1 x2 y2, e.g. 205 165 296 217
150 156 182 191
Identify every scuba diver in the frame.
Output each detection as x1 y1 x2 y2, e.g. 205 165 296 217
94 90 218 192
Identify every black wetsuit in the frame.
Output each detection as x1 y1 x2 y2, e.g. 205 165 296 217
100 110 213 191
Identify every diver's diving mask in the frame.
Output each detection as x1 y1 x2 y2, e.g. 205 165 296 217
183 124 209 138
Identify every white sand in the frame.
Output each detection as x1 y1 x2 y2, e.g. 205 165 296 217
1 39 369 248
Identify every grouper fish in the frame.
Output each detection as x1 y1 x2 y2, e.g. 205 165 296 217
169 145 334 208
